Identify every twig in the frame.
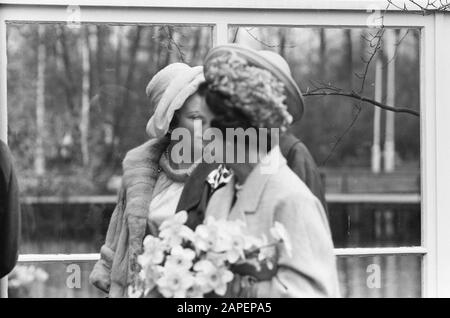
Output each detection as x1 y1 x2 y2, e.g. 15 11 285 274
244 28 296 49
320 103 362 167
304 90 419 116
162 26 186 63
387 0 450 15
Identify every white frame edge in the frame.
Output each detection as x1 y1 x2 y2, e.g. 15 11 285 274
16 247 428 263
0 1 447 297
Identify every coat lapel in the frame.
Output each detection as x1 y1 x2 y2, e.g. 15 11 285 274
175 163 219 213
230 146 286 218
204 175 236 221
206 146 287 223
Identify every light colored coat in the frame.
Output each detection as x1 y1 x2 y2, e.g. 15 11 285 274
205 146 340 297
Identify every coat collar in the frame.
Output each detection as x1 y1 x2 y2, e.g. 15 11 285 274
231 145 286 214
175 163 219 213
205 146 286 220
122 136 169 219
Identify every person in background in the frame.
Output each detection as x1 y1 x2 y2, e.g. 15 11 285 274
0 140 21 285
89 63 214 297
176 47 328 230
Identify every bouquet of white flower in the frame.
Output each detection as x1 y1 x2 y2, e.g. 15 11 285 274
128 210 292 298
8 265 49 298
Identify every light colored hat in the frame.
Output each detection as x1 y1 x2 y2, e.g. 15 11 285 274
204 44 304 122
146 63 205 138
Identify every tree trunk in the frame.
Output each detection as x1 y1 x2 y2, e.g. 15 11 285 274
122 26 142 109
319 28 326 79
344 29 353 89
164 27 173 66
35 25 46 176
384 29 397 173
371 56 383 173
278 28 287 58
96 25 106 89
79 27 91 166
156 27 166 69
58 26 77 117
114 26 123 88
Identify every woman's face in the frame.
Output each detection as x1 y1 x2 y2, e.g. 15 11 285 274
173 92 214 161
176 92 214 135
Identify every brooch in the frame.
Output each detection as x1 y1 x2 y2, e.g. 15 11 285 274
206 164 233 190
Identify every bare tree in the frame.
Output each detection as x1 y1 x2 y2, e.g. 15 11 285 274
388 0 450 13
79 26 92 166
121 26 143 110
35 25 46 176
58 26 78 118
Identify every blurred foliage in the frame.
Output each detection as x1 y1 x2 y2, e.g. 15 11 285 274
7 23 212 195
231 27 421 169
7 24 420 196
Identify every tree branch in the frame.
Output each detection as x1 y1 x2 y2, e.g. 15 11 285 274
304 84 419 117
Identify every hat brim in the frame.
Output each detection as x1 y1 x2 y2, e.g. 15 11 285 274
205 44 304 122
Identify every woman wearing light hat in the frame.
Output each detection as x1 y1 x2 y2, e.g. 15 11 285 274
197 45 340 297
89 63 213 297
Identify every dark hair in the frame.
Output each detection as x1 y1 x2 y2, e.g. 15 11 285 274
198 82 272 152
167 110 180 134
198 82 253 131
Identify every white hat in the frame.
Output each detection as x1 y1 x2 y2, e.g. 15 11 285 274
146 63 205 138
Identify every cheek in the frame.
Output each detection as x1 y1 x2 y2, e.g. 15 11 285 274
176 118 194 132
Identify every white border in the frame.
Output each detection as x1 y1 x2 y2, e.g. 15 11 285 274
0 0 430 11
0 1 447 297
20 193 421 204
17 247 427 263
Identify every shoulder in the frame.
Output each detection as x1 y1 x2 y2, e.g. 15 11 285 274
266 165 317 203
280 134 314 163
121 137 169 189
265 167 330 234
122 137 169 168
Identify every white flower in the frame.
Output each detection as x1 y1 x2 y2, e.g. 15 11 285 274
138 264 164 294
140 235 166 265
185 283 205 298
159 211 195 247
224 234 246 264
255 234 273 262
194 224 220 252
270 222 293 258
194 260 234 296
8 265 48 288
34 268 49 282
205 251 228 267
165 246 196 271
157 268 195 298
128 285 143 298
196 217 247 256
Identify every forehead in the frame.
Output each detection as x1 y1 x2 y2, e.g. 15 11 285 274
179 92 206 113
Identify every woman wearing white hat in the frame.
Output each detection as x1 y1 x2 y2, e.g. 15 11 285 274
89 63 213 297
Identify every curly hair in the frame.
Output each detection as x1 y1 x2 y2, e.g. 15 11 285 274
203 51 292 132
198 82 274 153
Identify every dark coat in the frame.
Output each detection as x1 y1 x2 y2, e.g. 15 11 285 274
176 133 328 229
0 140 20 278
